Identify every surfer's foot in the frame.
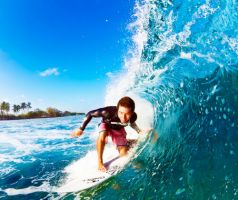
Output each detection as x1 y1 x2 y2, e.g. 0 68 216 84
98 163 107 172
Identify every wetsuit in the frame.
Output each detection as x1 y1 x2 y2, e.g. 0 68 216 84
79 106 141 132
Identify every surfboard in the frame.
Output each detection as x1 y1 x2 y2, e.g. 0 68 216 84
56 145 132 193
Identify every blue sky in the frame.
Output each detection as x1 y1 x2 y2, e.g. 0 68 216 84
0 0 136 112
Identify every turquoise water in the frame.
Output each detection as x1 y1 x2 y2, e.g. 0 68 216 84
0 116 100 199
119 0 238 199
1 0 238 199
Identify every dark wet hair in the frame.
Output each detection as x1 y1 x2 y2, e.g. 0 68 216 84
117 96 135 112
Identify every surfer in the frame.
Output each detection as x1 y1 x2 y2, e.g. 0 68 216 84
71 96 147 172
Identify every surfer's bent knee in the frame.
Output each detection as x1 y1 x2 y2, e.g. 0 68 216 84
98 131 107 142
117 146 128 157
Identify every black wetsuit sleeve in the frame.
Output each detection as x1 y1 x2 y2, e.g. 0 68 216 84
130 122 141 133
129 113 141 133
79 107 114 131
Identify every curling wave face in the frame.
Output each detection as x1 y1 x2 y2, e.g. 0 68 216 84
101 0 238 199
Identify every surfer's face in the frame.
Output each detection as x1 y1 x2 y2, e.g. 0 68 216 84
117 106 133 123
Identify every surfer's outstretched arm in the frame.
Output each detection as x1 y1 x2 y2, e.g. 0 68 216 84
71 107 110 137
130 122 142 134
130 122 152 134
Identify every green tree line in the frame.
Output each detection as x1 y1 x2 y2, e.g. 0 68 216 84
0 101 83 120
0 101 32 116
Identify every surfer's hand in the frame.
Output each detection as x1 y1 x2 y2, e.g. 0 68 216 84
139 128 152 134
71 128 83 137
98 163 107 172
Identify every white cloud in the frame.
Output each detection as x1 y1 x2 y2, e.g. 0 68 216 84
106 72 114 79
39 68 60 77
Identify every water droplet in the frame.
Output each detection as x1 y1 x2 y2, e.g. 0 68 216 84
152 172 156 176
223 114 227 120
212 194 217 199
225 176 229 181
180 82 184 88
230 150 235 155
175 188 185 195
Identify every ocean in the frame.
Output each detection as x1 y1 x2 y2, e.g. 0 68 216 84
1 0 238 199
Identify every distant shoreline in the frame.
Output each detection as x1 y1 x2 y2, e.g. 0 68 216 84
0 113 85 121
0 101 85 121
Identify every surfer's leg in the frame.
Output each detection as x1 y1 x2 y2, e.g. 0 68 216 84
117 139 136 156
97 131 108 171
117 146 128 157
127 139 137 149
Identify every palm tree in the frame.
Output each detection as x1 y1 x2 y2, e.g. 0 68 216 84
13 104 21 114
17 105 21 114
0 102 5 116
5 102 10 116
0 101 10 117
21 102 27 114
27 102 32 112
